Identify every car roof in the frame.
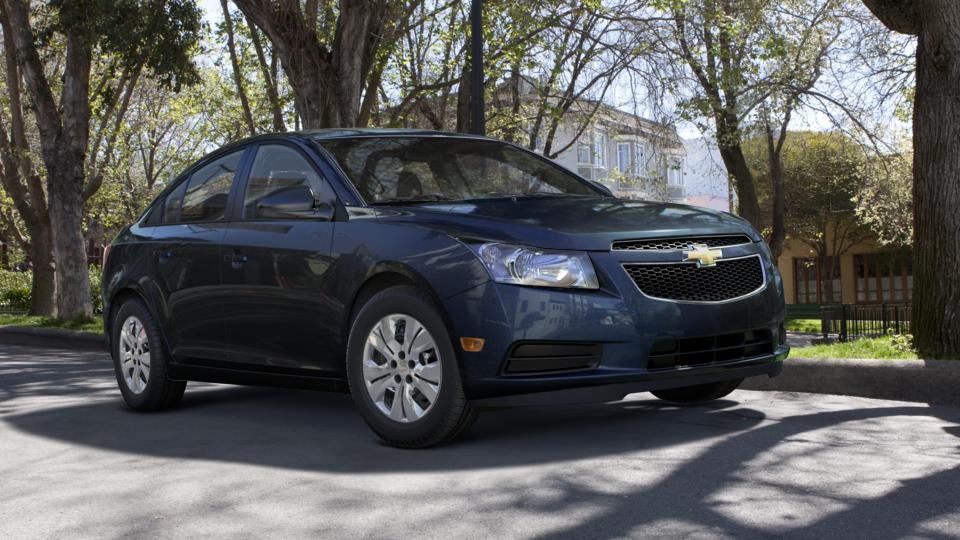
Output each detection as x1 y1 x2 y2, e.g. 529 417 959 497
228 128 494 147
301 128 484 140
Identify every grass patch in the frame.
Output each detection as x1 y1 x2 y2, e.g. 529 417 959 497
0 314 104 334
785 318 821 333
794 335 918 360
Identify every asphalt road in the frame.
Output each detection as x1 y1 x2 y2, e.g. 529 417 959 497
2 344 959 539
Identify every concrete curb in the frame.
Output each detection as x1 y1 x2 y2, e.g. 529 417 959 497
741 357 960 406
0 326 105 351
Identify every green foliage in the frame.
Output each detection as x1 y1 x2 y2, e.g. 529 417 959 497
795 335 920 360
745 130 872 251
785 318 821 333
47 0 203 90
855 145 913 246
0 314 103 334
0 268 103 314
888 332 915 355
0 271 32 310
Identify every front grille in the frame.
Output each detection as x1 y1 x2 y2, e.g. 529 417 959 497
612 235 752 251
502 342 602 374
648 329 773 370
623 255 764 302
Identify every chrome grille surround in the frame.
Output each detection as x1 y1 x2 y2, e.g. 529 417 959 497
611 235 753 251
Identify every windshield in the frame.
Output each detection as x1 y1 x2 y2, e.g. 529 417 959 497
317 136 601 205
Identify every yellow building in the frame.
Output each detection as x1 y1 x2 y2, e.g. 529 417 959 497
777 236 913 306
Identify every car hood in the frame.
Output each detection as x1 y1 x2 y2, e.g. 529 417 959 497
374 196 760 251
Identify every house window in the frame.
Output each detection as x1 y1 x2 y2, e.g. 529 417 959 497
577 140 591 165
794 256 841 304
593 132 606 168
617 143 631 173
634 143 647 176
667 160 683 185
854 253 912 303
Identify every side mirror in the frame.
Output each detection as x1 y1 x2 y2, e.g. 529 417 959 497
590 180 614 197
256 185 334 220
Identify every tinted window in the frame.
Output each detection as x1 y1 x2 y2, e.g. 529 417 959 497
318 137 599 204
162 180 187 223
243 145 330 218
180 151 243 222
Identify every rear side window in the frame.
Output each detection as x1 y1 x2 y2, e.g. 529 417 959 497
179 151 243 222
242 145 332 218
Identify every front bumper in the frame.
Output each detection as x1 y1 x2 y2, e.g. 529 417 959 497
470 346 788 407
440 241 788 403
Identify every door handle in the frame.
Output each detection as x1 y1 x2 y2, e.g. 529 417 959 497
224 251 248 269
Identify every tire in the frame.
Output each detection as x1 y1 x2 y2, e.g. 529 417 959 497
651 378 743 404
346 285 477 448
111 297 186 411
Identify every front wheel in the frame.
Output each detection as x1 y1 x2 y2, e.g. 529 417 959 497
651 378 743 404
111 297 186 411
346 286 477 448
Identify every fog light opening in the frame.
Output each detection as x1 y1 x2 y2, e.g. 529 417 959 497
460 337 486 352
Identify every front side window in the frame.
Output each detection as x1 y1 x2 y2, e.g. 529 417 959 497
179 151 243 222
243 145 332 218
162 181 187 223
319 137 599 204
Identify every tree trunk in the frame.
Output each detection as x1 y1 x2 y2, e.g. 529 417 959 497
246 14 285 132
455 57 472 133
47 156 92 319
234 0 386 129
221 0 256 136
4 0 94 319
910 1 960 358
766 129 786 264
716 142 762 228
28 223 57 316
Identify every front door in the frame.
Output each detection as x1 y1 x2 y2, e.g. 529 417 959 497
150 149 246 362
220 143 340 375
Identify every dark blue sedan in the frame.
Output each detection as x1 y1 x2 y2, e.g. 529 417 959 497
102 129 789 447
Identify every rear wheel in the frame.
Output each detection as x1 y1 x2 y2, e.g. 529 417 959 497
346 286 477 448
111 297 186 411
651 378 743 404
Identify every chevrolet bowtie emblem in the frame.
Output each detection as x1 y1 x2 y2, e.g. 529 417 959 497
683 244 723 268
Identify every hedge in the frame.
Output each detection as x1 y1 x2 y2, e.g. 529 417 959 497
0 267 103 314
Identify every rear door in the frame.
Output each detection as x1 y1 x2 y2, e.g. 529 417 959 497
149 149 248 362
220 143 340 374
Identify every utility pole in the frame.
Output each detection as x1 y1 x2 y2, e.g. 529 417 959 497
470 0 485 135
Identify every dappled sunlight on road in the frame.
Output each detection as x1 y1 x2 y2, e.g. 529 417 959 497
1 344 958 538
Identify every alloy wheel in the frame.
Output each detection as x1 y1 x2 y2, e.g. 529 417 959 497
362 313 443 423
119 315 151 394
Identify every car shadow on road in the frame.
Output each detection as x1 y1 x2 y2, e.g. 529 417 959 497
4 346 960 536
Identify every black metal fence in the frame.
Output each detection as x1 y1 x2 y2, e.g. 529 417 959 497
820 303 912 342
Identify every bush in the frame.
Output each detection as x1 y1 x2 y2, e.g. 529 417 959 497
0 268 104 314
889 333 916 355
0 270 32 311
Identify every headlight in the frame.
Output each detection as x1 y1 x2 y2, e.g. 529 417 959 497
468 242 599 289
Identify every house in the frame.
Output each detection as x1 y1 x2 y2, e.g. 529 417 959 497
777 236 913 306
533 102 687 203
680 137 733 212
398 78 687 202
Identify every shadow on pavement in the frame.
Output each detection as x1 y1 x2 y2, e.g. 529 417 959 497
3 345 960 537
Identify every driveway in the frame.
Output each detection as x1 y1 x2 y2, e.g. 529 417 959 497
1 344 958 538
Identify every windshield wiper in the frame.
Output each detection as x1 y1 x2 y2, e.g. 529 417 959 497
370 194 457 206
519 191 591 197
